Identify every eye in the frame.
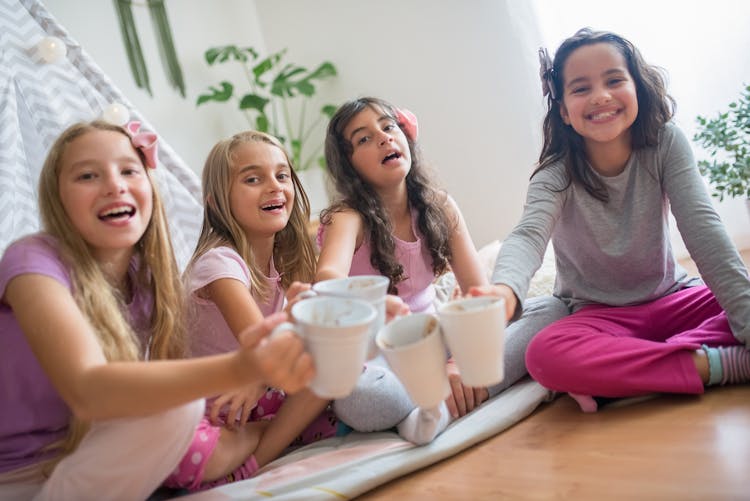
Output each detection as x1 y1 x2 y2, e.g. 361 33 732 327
75 171 96 181
355 135 370 146
243 175 260 184
384 123 397 132
608 77 626 86
277 171 291 181
121 165 143 176
571 86 589 95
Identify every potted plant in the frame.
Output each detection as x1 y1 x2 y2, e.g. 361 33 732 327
693 83 750 206
197 45 338 172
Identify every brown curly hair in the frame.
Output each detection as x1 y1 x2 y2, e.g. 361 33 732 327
320 97 455 294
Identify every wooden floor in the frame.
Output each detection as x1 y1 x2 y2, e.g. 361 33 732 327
360 249 750 500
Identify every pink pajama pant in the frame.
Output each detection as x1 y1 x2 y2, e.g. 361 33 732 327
525 285 742 397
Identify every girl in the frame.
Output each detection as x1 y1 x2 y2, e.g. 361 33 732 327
0 121 314 500
167 130 336 490
473 28 750 413
317 97 567 443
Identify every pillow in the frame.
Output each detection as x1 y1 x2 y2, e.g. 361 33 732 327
433 241 556 303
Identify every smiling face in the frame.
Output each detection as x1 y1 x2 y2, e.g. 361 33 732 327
58 129 153 263
228 140 295 240
344 105 412 191
559 42 639 153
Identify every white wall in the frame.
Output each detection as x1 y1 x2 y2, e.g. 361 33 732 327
41 0 750 254
43 0 268 175
255 0 545 248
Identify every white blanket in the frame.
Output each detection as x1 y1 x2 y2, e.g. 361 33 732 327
183 379 549 500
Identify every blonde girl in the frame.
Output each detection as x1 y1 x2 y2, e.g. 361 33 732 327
167 130 336 490
0 121 313 500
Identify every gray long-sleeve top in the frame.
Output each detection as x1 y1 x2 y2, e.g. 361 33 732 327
492 123 750 347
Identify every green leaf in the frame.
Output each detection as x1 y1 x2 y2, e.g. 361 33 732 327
252 49 287 83
239 94 270 113
205 45 258 65
196 82 234 105
321 104 337 118
256 114 269 132
306 61 337 81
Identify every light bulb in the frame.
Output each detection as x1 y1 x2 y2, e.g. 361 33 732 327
37 36 67 63
102 102 130 125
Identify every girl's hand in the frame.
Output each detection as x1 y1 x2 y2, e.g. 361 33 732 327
208 383 265 430
444 359 489 418
284 281 312 316
467 284 517 322
237 313 315 394
385 294 410 322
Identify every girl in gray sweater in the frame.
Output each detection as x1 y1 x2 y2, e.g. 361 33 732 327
470 28 750 412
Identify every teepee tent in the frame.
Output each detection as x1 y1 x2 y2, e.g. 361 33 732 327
0 0 202 268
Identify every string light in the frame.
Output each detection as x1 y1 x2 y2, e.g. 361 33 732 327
37 36 66 63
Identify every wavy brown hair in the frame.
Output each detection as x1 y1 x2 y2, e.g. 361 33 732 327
37 120 185 470
189 130 316 298
321 97 454 294
535 27 676 201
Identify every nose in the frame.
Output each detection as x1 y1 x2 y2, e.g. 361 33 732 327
266 175 283 192
378 131 393 147
591 86 612 106
104 173 126 196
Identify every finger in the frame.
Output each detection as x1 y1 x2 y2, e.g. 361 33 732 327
239 312 288 347
208 398 223 426
463 384 476 412
240 402 253 426
449 375 467 417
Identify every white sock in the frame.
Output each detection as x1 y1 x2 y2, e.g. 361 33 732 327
396 402 453 445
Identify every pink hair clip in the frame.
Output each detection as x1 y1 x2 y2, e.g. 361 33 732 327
396 108 418 141
125 121 158 169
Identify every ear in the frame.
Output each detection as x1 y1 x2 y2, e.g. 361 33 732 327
558 102 571 125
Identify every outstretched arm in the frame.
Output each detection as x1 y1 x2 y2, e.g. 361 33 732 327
6 273 313 421
315 209 363 282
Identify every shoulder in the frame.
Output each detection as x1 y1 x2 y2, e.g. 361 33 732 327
318 208 364 245
0 233 71 300
530 160 569 192
657 122 691 152
186 246 250 292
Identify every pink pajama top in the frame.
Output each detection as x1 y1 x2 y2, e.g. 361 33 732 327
185 246 284 357
318 211 436 313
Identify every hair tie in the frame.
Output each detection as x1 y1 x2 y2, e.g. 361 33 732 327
538 47 557 101
125 121 158 169
395 108 418 141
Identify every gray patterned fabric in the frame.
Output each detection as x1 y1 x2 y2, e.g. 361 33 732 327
0 0 202 269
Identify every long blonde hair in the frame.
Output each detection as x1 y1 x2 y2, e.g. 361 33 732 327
189 130 316 299
37 120 186 468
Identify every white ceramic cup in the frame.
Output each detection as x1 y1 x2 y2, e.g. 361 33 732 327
272 296 375 399
376 313 450 409
306 275 389 360
437 296 506 387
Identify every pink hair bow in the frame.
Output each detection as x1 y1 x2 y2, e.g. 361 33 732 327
125 121 158 169
396 108 418 141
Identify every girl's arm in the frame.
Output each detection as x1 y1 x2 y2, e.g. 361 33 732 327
204 277 266 341
6 274 313 421
315 209 363 282
445 195 490 293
